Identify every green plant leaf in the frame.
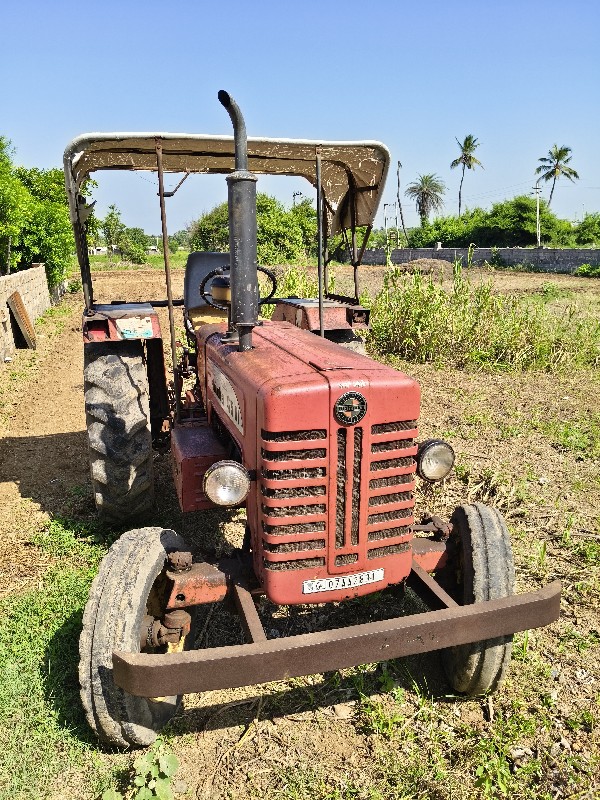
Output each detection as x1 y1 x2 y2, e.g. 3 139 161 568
134 753 154 777
102 790 124 800
159 753 179 777
134 788 154 800
154 777 175 800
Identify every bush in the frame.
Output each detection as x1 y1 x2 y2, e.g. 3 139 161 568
260 263 335 318
406 196 576 249
574 214 600 246
574 263 600 278
18 198 74 287
0 147 74 286
368 262 600 371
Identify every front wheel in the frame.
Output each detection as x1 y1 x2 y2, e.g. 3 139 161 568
79 528 195 747
438 503 515 696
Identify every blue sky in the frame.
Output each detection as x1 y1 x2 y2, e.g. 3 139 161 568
3 0 599 234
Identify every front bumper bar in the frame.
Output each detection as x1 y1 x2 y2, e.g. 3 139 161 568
113 578 561 698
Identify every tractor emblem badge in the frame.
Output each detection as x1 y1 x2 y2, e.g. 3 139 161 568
334 391 367 425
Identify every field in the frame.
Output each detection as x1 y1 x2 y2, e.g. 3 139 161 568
0 263 599 799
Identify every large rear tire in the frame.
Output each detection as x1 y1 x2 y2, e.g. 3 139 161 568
79 527 194 747
439 503 515 696
84 341 154 524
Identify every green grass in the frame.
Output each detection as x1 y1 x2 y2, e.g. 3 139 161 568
530 412 600 458
0 519 114 799
367 263 600 371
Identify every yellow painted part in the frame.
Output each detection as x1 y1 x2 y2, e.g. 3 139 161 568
187 305 267 334
148 633 187 702
187 305 227 332
212 285 232 302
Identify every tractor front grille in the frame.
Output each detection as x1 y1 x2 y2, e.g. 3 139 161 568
259 418 417 576
260 429 328 572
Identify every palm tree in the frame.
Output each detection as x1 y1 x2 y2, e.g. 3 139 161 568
405 174 446 226
450 134 483 216
535 144 579 207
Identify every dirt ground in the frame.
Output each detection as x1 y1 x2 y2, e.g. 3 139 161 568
1 266 599 799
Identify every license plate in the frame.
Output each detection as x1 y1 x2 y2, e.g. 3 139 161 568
302 568 384 595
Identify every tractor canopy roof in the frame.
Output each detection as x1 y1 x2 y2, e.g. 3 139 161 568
63 133 390 234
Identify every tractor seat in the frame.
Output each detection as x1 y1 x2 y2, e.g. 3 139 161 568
184 251 230 333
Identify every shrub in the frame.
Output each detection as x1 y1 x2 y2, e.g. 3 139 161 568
406 197 576 249
574 213 600 246
574 263 600 278
368 262 600 371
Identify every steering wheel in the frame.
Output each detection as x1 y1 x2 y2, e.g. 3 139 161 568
199 266 278 311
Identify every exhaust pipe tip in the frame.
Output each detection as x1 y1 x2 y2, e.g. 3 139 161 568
217 89 231 108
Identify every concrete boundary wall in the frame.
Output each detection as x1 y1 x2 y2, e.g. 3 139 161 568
0 266 51 362
361 247 600 273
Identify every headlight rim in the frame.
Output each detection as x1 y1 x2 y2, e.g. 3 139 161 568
203 459 251 506
416 439 455 482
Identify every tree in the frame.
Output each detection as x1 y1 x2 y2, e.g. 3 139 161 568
0 138 30 272
450 134 483 217
189 193 307 265
574 213 600 246
406 196 574 248
535 145 579 207
1 146 74 285
289 198 317 259
405 174 446 226
120 226 148 263
101 205 125 255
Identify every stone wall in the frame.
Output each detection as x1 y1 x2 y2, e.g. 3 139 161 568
0 266 51 362
361 247 600 274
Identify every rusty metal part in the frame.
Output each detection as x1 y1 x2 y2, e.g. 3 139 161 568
165 561 229 609
164 555 255 610
113 579 561 698
413 516 453 539
408 562 458 610
148 609 192 648
167 551 193 573
411 538 448 573
140 614 155 650
163 609 192 634
232 584 267 643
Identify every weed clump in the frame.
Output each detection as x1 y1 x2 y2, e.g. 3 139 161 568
368 262 600 371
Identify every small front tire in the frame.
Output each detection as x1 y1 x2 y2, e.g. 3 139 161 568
79 527 194 747
439 503 515 696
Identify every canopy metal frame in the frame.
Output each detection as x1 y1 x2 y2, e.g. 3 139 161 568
63 133 390 312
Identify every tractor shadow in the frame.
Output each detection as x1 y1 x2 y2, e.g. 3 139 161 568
0 430 93 519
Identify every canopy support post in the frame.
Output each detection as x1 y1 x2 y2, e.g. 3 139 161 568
316 150 325 338
155 139 181 422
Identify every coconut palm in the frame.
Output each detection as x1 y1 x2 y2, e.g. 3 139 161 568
405 174 446 226
450 134 483 216
535 144 579 207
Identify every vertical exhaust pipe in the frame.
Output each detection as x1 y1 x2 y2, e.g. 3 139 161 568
218 90 258 352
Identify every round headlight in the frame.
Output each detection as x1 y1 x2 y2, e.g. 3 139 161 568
416 439 455 482
203 460 251 506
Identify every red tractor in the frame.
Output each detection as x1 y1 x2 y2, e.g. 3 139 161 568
64 92 560 747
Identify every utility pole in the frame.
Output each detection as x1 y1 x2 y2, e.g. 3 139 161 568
396 161 409 243
292 191 303 207
532 179 542 248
